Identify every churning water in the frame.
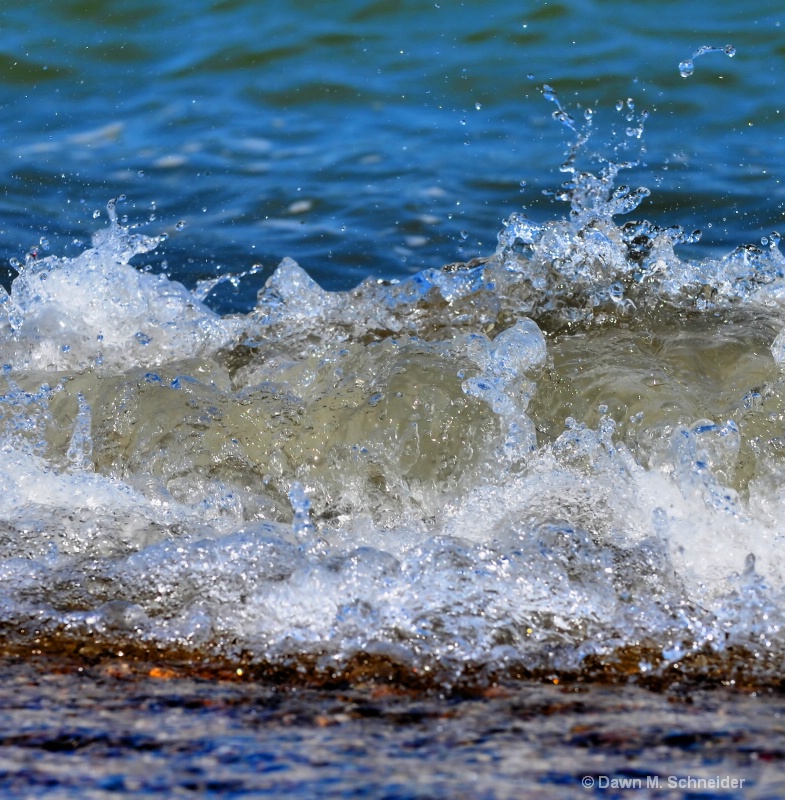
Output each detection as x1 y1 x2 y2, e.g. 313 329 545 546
4 0 785 796
4 96 785 687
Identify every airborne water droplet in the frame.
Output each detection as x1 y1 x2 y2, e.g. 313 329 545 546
679 44 735 77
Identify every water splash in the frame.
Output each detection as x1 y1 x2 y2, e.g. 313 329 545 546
0 199 241 372
679 44 736 78
542 84 575 131
65 391 94 473
1 93 785 686
289 480 316 541
192 263 266 303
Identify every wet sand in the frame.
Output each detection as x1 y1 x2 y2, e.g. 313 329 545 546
1 655 783 798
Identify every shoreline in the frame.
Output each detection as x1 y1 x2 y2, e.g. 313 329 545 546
0 654 780 798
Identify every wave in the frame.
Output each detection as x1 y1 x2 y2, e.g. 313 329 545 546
1 110 785 688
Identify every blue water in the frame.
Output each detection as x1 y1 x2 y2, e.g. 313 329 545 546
2 0 784 302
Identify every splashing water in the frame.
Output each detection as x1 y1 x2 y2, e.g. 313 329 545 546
679 43 736 78
542 84 576 131
1 94 785 689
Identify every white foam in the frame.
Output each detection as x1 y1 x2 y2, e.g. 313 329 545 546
0 205 241 372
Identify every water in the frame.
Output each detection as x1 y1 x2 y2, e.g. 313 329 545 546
3 0 785 796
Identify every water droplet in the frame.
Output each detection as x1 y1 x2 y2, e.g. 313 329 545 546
679 44 735 77
475 102 482 111
92 209 101 219
175 220 186 231
679 60 694 78
460 230 468 240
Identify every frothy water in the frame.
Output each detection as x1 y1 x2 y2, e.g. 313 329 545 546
3 101 785 689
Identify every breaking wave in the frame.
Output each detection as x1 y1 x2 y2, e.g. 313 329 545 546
3 101 785 688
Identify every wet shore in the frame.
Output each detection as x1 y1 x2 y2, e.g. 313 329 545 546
1 654 783 798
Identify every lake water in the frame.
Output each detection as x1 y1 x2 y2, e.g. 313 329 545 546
2 0 785 796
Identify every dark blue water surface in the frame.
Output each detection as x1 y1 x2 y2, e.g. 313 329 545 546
1 0 784 304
